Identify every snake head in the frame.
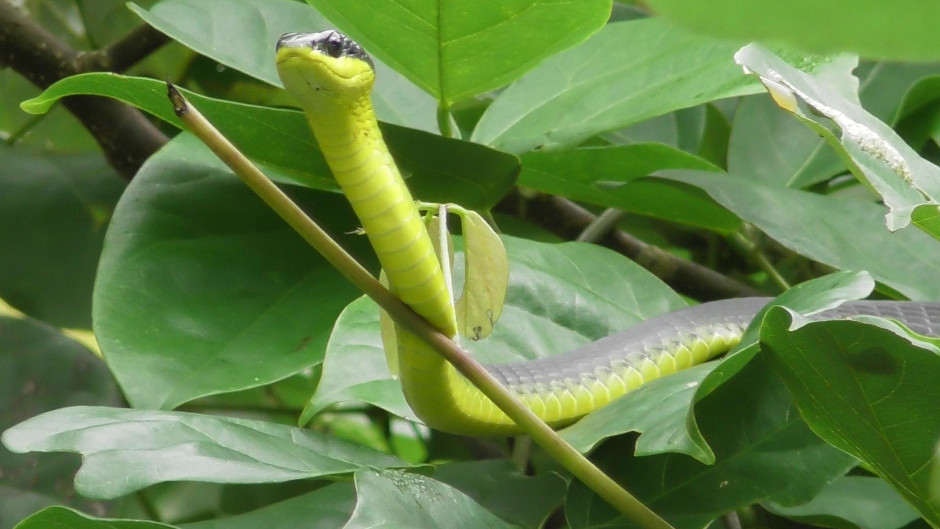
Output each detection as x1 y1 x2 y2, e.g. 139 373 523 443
275 30 376 104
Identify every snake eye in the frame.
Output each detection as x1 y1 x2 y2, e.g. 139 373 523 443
325 32 344 58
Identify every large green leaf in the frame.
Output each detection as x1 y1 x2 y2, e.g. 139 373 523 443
1 406 406 499
431 461 566 529
13 507 175 529
0 317 122 528
128 0 437 132
344 469 515 529
727 95 845 188
665 171 940 301
184 482 355 529
20 74 518 210
645 0 940 61
306 0 611 104
566 353 856 529
93 134 373 409
764 476 923 529
735 45 940 234
760 308 940 526
518 143 740 232
472 17 761 154
184 461 564 529
304 236 685 423
0 147 125 328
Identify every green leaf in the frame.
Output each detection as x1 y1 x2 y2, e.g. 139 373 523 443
13 506 176 529
727 95 844 188
127 0 438 131
180 461 564 529
764 476 923 529
472 17 761 153
567 353 856 529
307 295 412 422
0 147 125 328
0 70 98 153
93 134 373 410
304 236 685 423
913 204 940 242
735 45 940 233
183 482 357 529
20 73 518 210
0 317 122 527
1 406 406 499
665 171 940 301
645 0 940 61
857 62 940 126
306 0 611 104
345 469 515 529
760 308 940 525
696 103 732 168
518 143 740 232
431 460 566 529
455 210 509 341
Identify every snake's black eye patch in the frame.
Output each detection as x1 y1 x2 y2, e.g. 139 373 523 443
276 30 374 70
324 31 343 58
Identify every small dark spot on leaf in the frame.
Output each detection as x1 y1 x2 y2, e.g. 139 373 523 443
293 335 313 352
846 347 897 375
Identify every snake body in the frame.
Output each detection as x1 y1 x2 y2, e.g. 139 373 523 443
276 31 940 436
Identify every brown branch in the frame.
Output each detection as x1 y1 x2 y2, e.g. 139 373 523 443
81 24 171 73
0 1 168 178
498 191 763 301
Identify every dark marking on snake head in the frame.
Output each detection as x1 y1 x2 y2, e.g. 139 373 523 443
486 309 496 327
276 30 374 69
324 31 344 58
473 326 482 341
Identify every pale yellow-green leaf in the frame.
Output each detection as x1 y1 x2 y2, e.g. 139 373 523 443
455 211 509 341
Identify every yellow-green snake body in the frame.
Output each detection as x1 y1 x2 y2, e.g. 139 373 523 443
275 30 940 436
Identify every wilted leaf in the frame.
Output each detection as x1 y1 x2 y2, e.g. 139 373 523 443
735 44 940 234
455 210 508 341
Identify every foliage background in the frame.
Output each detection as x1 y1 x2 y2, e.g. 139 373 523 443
2 0 940 528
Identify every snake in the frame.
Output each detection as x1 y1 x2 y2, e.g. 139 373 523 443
274 30 940 437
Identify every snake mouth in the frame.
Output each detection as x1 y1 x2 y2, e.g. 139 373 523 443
276 30 374 70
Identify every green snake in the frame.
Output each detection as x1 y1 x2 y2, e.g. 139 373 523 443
275 30 940 436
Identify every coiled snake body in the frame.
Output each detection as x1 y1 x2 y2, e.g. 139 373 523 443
275 30 940 436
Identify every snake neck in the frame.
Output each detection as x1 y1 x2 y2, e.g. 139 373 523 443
301 96 457 336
